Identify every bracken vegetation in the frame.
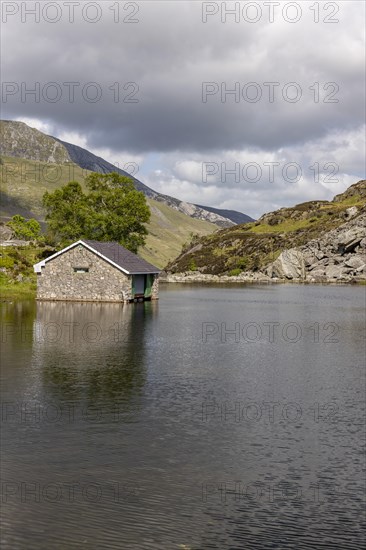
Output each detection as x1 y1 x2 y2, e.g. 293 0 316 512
166 181 366 275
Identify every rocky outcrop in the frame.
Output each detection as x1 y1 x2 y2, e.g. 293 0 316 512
0 223 14 241
266 213 366 282
158 198 236 227
195 204 254 225
266 249 306 280
0 120 71 163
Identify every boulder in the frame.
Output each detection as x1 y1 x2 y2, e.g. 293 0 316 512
307 268 327 282
315 250 326 260
335 225 365 254
0 225 14 241
269 248 306 279
325 264 356 280
345 206 358 219
317 257 330 266
344 256 366 270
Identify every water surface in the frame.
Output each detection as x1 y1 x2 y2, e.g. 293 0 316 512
1 284 365 549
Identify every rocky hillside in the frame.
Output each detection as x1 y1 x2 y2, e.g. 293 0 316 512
195 204 253 225
1 120 70 163
166 180 366 283
0 120 253 227
266 212 366 282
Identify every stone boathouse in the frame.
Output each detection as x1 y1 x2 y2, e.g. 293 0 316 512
33 239 160 303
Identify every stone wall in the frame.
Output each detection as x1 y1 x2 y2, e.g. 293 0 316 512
37 244 132 302
151 275 159 299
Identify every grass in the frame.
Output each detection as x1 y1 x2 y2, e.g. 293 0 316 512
332 195 365 207
0 156 217 269
248 218 313 234
166 181 366 275
0 281 36 300
0 245 42 299
140 198 215 268
0 156 89 219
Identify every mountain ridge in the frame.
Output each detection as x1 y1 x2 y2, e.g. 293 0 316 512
0 120 254 227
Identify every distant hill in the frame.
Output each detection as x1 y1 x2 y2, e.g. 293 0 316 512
166 180 366 282
1 120 253 227
195 204 254 224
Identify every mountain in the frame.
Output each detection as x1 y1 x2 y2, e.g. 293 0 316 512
195 204 254 224
165 180 366 283
0 155 217 268
0 120 252 227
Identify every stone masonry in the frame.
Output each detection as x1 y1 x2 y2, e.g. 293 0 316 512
150 275 159 300
37 244 133 302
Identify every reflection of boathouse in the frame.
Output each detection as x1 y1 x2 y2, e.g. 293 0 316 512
33 239 160 303
33 301 155 409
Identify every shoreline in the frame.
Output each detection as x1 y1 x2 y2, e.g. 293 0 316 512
161 273 366 285
1 275 365 302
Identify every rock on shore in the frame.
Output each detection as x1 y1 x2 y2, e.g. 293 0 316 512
164 211 366 284
265 211 366 283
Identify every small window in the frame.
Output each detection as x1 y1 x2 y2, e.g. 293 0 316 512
74 267 89 273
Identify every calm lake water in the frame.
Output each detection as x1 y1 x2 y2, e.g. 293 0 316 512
1 284 365 549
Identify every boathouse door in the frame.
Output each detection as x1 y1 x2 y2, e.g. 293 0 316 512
132 275 154 299
133 275 145 296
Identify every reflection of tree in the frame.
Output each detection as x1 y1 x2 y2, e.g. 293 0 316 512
33 301 158 418
0 300 37 398
1 299 37 348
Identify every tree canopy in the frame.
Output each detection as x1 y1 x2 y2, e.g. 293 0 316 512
42 173 150 253
8 215 41 241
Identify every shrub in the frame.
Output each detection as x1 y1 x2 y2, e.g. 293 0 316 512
228 268 242 276
188 258 197 271
8 215 41 241
0 255 15 269
236 257 248 270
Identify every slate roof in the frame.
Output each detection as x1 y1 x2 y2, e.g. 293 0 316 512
82 240 160 274
33 239 160 275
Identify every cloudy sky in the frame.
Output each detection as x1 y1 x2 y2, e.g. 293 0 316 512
2 0 365 218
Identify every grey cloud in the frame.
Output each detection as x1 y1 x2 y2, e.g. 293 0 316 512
1 1 364 216
2 1 364 155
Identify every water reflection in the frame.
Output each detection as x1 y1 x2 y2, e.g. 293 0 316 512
1 287 364 550
30 301 157 420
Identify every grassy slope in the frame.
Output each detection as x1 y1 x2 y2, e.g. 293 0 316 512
167 181 366 275
0 245 39 299
141 198 216 267
0 156 216 268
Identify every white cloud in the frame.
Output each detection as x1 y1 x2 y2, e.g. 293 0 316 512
143 125 365 218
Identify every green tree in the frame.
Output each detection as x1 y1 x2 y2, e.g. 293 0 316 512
43 181 89 244
8 215 41 241
42 173 150 253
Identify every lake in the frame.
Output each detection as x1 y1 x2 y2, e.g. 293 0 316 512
1 284 365 549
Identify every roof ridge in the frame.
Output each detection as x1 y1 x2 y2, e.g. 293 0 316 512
34 239 160 275
80 239 160 273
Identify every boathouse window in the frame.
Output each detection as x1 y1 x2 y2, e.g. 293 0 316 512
74 267 89 273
